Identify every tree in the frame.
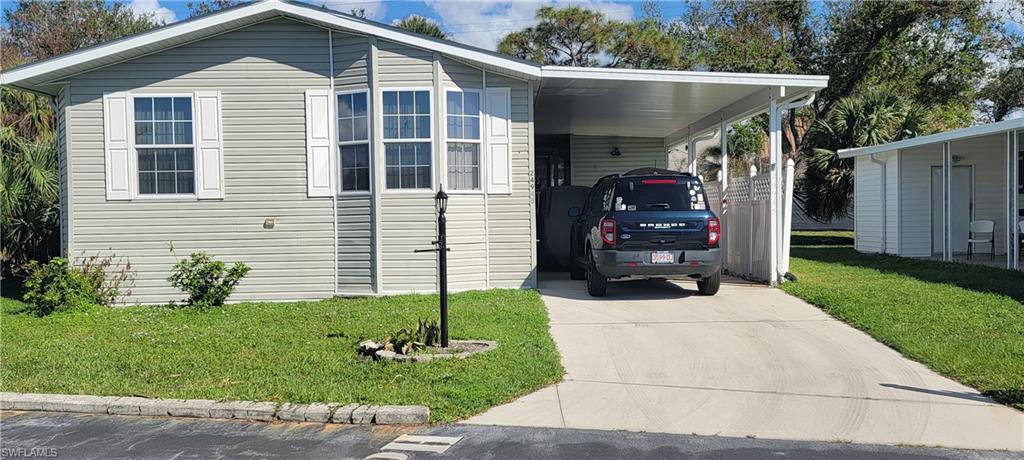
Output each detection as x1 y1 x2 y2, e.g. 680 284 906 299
799 87 932 220
607 18 682 69
393 15 448 40
498 6 613 66
186 0 240 18
980 45 1024 121
1 1 160 275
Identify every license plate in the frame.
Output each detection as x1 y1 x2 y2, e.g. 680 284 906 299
651 252 674 264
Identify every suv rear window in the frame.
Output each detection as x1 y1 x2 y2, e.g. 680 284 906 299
612 177 706 211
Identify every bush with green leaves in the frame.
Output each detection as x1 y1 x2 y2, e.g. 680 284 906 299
21 254 134 316
168 252 250 308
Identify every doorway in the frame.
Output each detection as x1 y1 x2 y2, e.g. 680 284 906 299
931 165 974 255
535 135 571 193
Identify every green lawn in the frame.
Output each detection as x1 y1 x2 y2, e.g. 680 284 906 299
782 231 1024 410
0 289 563 422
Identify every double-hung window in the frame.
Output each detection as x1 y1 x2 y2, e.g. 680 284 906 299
445 90 481 191
134 96 194 195
382 90 432 190
338 91 370 192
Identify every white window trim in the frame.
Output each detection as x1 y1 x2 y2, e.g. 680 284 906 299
336 88 373 196
379 87 435 194
443 87 484 195
129 92 199 201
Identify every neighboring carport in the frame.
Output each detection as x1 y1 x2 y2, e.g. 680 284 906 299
532 67 827 284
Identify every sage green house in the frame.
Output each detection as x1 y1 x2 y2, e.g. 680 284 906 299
1 0 828 303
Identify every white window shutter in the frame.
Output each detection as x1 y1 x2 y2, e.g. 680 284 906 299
194 91 225 199
305 89 333 197
102 92 132 200
485 87 512 194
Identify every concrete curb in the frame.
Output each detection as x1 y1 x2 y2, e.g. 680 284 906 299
0 392 428 425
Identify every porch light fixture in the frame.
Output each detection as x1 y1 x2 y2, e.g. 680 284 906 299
610 147 621 156
435 189 448 214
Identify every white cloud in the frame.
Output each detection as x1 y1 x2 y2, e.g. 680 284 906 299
129 0 177 24
320 0 386 20
426 0 634 51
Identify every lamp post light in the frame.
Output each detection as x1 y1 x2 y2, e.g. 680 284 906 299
435 189 449 348
416 189 449 347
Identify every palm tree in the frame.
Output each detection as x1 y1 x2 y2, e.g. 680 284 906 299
393 15 448 40
699 119 767 181
799 87 931 221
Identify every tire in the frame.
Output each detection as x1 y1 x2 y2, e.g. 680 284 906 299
586 248 607 297
697 269 721 296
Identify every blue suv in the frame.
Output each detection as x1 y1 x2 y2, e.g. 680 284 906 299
568 168 723 297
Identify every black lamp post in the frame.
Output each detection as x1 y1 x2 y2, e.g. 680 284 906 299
434 189 449 348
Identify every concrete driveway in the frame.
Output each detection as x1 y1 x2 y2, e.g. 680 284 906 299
465 274 1024 451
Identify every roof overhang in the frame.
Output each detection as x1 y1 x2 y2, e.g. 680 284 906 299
838 118 1024 158
536 70 827 140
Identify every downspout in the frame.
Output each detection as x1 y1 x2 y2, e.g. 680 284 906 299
869 152 887 254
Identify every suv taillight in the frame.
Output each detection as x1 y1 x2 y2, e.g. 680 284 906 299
708 217 721 246
600 218 617 246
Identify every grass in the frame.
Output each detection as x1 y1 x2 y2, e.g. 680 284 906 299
0 289 564 422
781 230 1024 410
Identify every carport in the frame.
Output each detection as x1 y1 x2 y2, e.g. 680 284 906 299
532 67 828 284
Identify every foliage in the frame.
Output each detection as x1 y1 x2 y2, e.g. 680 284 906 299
186 0 241 18
393 15 448 40
699 119 767 180
167 252 250 308
783 232 1024 410
77 252 135 306
367 318 442 356
0 289 563 422
498 4 682 68
799 87 931 221
980 45 1024 122
20 253 135 316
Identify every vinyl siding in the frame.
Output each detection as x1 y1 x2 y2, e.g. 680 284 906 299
485 73 534 289
570 136 666 187
57 84 70 256
66 19 335 304
377 40 437 293
899 145 942 257
950 136 1008 254
854 156 883 253
332 31 375 293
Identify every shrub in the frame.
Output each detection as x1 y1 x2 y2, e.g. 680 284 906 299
358 318 441 357
22 258 100 316
21 254 135 316
168 252 250 308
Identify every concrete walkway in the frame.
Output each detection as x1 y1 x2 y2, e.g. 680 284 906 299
465 274 1024 451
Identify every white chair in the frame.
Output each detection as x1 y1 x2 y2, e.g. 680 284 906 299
968 220 995 261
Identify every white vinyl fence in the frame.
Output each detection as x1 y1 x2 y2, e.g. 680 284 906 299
705 161 794 283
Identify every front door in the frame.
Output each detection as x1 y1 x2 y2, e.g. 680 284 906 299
931 166 973 255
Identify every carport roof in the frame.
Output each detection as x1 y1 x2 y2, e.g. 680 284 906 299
838 118 1024 158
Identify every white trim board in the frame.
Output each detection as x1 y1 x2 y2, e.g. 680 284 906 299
839 118 1024 159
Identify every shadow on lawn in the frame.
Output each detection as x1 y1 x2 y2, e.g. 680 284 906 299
790 245 1024 304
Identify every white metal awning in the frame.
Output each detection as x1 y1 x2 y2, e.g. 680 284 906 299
838 118 1024 158
535 68 828 140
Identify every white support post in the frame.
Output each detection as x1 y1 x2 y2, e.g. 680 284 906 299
748 165 757 278
720 121 729 192
782 158 795 277
687 136 696 175
1008 130 1015 270
768 88 783 285
943 142 953 262
1013 130 1021 270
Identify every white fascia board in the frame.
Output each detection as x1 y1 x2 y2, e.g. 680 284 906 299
540 66 829 88
838 117 1024 158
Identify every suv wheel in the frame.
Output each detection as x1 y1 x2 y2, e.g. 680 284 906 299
697 269 721 296
586 248 607 297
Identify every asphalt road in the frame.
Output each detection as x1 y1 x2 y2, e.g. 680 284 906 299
1 411 1019 459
